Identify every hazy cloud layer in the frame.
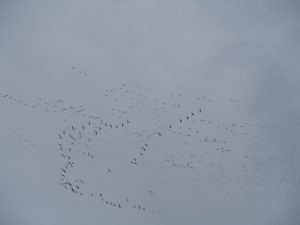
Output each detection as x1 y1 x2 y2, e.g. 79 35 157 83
1 1 300 225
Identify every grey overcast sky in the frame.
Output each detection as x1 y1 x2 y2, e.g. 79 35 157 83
1 1 300 225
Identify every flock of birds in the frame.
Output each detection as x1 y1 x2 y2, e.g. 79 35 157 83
0 69 296 216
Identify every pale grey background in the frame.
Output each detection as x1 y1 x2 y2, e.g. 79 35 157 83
1 0 300 225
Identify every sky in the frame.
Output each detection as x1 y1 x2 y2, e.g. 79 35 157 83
0 0 300 225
